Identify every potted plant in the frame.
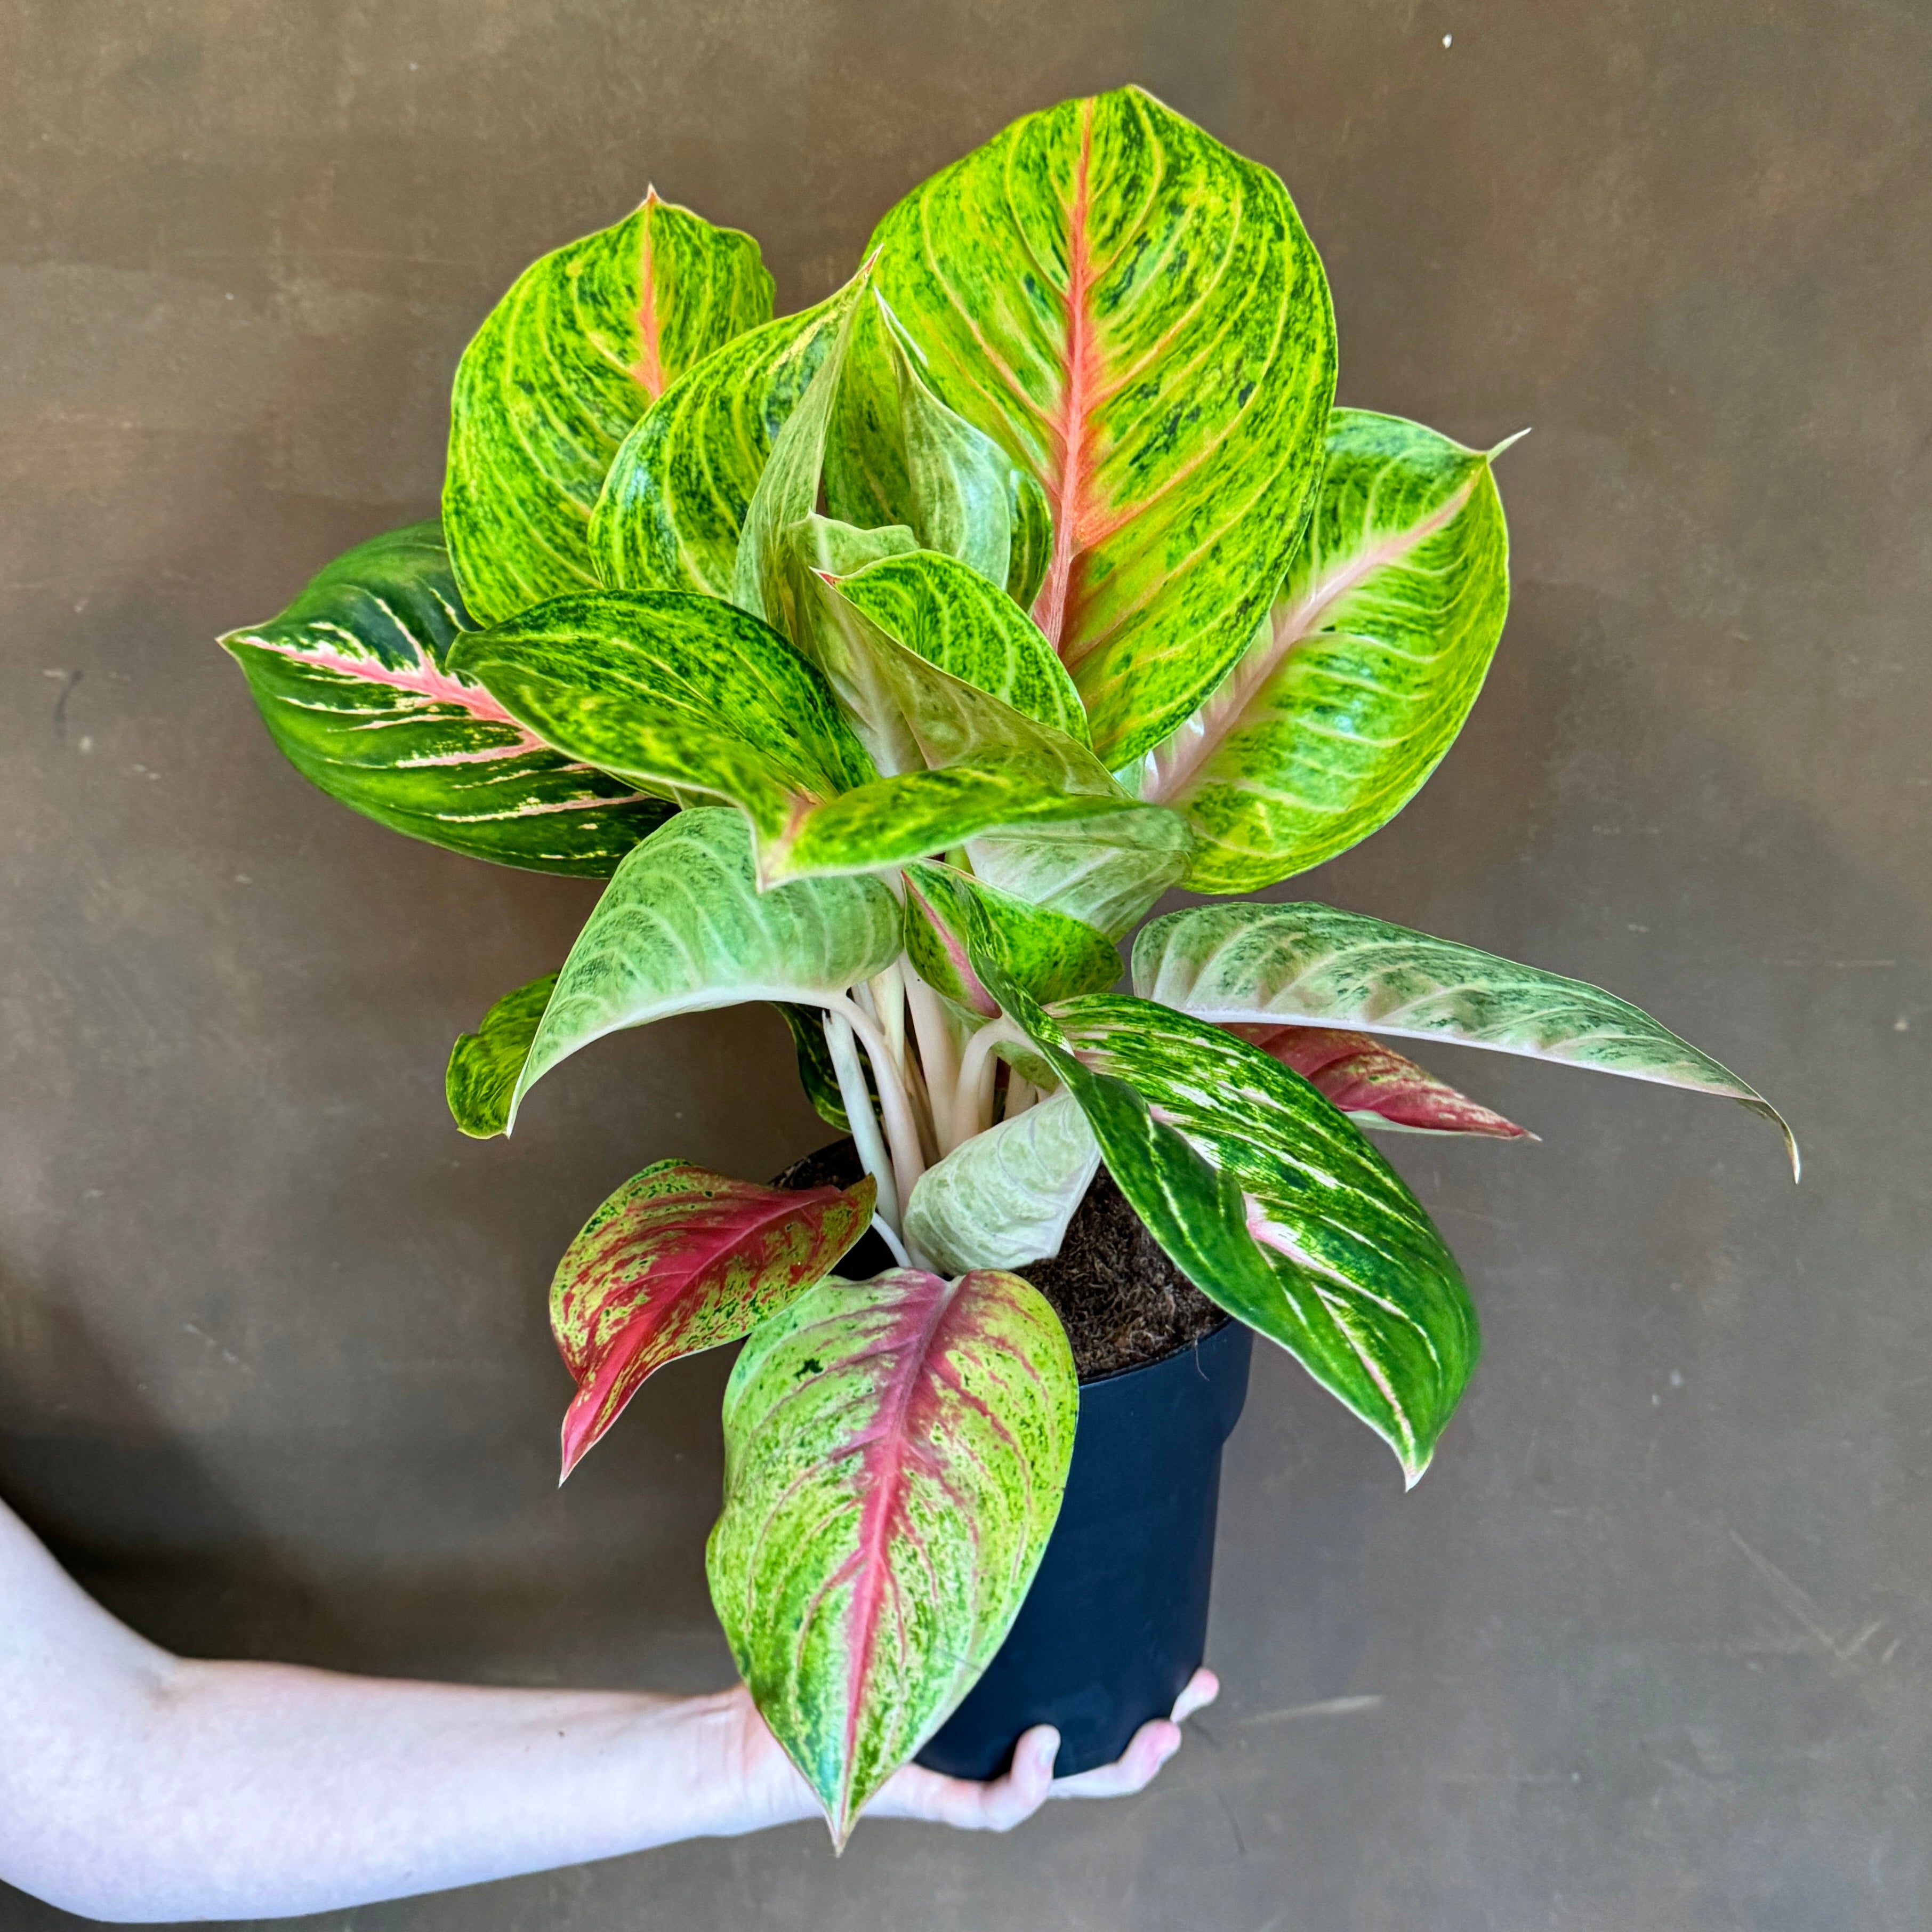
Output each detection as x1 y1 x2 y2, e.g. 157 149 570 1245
222 85 1793 1847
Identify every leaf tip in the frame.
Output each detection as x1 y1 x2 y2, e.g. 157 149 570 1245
1488 426 1532 462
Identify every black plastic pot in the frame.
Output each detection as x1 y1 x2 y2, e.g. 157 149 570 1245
917 1316 1253 1780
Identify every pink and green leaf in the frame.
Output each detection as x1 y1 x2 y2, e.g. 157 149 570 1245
708 1266 1077 1844
219 522 667 875
445 192 774 624
1229 1024 1529 1138
552 1163 877 1479
864 84 1336 767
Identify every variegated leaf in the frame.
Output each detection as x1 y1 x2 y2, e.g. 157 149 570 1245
446 193 774 624
1132 410 1514 890
965 810 1195 940
220 522 666 875
902 1092 1099 1273
708 1266 1077 1844
446 589 877 863
1231 1025 1529 1138
824 294 1053 606
590 283 854 599
954 917 1475 1482
774 1000 858 1132
551 1162 876 1478
509 810 903 1125
864 84 1336 767
1136 902 1797 1173
447 972 558 1138
832 550 1089 744
1051 994 1477 1479
901 859 1119 1017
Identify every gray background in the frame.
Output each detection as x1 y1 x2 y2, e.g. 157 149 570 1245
1 2 1926 1926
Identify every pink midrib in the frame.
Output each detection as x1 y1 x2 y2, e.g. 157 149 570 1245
242 631 531 736
1143 472 1479 805
631 190 667 399
564 1186 847 1391
1029 101 1100 656
836 1276 975 1802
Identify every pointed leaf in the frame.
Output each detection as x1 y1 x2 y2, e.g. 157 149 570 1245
510 810 903 1123
221 522 667 875
446 194 774 624
446 589 876 855
1136 902 1797 1172
1230 1025 1529 1138
1134 410 1514 890
707 1266 1077 1844
864 84 1336 766
590 289 850 598
552 1162 876 1477
902 859 1119 1017
447 972 559 1138
903 1092 1099 1273
956 921 1476 1483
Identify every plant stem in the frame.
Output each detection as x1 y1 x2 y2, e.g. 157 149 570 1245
822 1010 900 1231
949 1018 1026 1153
826 993 927 1218
902 963 959 1161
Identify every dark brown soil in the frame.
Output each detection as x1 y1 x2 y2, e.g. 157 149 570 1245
772 1139 1228 1384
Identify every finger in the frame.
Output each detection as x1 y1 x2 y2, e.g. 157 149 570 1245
1046 1717 1181 1800
872 1725 1059 1832
1170 1667 1220 1725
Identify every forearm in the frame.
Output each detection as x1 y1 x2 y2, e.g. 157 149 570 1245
12 1661 808 1922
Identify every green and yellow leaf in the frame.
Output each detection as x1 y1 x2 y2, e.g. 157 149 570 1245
446 972 558 1138
864 84 1337 766
446 193 774 624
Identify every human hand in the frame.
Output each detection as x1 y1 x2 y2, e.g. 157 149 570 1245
714 1669 1218 1837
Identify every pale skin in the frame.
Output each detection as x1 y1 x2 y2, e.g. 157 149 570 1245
0 1498 1216 1922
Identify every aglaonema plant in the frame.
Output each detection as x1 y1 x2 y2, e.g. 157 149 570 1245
223 86 1794 1845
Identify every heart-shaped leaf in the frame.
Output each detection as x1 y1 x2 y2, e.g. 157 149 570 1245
590 279 858 599
1231 1025 1529 1138
1133 410 1515 890
446 589 876 857
707 1266 1077 1845
551 1162 876 1478
1135 901 1797 1173
509 810 903 1124
863 84 1336 766
220 522 666 875
902 1092 1099 1273
446 193 774 624
447 972 559 1138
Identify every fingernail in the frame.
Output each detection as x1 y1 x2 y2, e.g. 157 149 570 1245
1037 1729 1061 1770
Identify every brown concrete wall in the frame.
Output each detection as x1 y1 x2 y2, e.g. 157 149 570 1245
2 3 1926 1926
